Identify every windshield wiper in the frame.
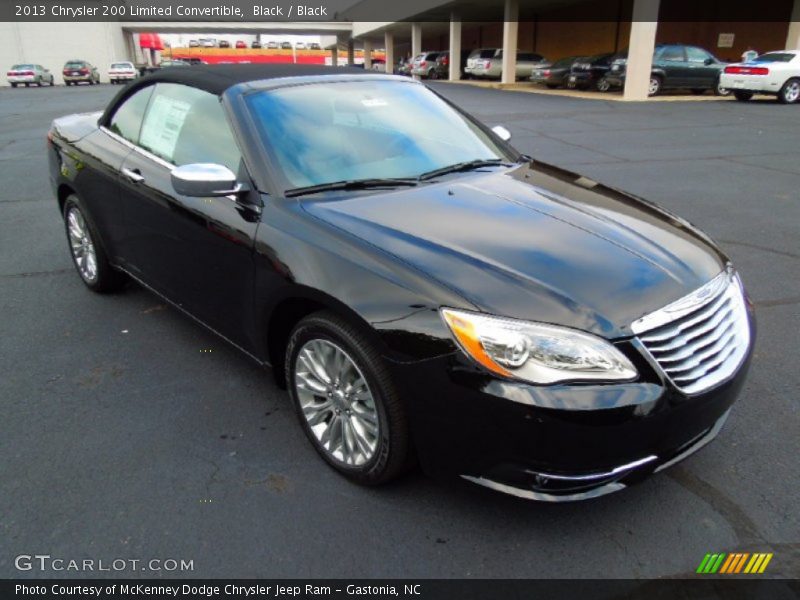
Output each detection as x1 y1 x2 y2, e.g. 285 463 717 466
417 158 513 181
285 178 417 197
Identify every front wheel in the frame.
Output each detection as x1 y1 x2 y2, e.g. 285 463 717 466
734 90 753 102
596 78 611 92
778 78 800 104
286 311 413 485
63 195 126 293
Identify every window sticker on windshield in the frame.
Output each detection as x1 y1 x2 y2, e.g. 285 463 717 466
139 95 191 160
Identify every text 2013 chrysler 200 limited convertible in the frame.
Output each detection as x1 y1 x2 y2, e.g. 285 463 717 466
48 65 754 501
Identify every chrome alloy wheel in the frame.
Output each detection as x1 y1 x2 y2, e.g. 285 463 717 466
784 80 800 103
294 339 380 466
66 207 98 283
648 77 660 96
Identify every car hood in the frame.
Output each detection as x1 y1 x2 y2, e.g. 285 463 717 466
300 162 727 338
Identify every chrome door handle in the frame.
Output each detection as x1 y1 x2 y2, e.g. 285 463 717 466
122 167 145 184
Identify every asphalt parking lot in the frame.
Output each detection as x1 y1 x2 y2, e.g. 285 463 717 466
1 83 798 579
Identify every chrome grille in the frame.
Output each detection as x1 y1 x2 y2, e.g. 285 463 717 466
632 270 750 395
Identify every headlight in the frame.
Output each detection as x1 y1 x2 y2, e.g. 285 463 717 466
441 308 637 385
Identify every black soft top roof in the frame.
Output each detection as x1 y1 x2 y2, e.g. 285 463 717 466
100 64 376 124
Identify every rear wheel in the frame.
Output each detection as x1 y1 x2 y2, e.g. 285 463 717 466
286 311 413 485
63 195 126 293
24 82 30 87
11 83 17 88
648 75 662 96
734 90 753 102
778 78 800 104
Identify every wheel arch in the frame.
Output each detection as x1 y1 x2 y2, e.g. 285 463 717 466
263 285 387 389
57 182 77 215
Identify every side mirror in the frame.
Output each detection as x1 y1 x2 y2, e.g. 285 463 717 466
171 163 245 197
492 125 512 142
704 57 714 65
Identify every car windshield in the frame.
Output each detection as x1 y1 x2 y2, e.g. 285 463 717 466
752 53 795 63
111 63 131 69
65 62 85 68
13 64 34 70
246 79 512 190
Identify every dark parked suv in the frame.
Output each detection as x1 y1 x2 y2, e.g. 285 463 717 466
603 44 729 96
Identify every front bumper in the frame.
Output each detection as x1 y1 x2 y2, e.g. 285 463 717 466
604 73 625 88
387 318 753 501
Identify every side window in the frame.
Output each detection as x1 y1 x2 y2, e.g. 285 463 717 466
686 47 711 63
138 83 242 173
660 46 685 62
108 85 154 144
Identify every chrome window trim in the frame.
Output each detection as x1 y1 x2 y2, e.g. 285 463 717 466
100 125 175 171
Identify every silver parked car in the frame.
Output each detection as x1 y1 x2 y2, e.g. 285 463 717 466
465 48 546 80
410 51 442 78
7 63 54 87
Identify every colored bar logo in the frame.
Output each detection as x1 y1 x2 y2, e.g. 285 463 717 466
696 552 773 574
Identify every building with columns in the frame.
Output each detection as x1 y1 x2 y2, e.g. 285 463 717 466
349 0 800 100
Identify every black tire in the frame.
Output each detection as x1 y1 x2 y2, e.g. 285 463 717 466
24 83 30 87
285 310 414 485
715 80 731 96
62 195 126 293
734 90 753 102
49 78 54 86
596 78 610 92
37 79 42 87
778 78 800 104
648 75 662 96
11 83 17 88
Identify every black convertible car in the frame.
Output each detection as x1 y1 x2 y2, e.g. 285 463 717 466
48 65 753 501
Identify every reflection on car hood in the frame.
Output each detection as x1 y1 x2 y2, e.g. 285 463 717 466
301 163 727 338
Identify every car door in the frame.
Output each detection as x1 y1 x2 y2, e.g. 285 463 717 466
119 82 261 350
686 46 720 88
656 45 690 87
81 84 156 265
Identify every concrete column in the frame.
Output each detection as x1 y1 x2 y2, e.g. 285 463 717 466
623 0 660 101
501 0 519 84
347 38 355 65
331 46 338 67
411 22 422 58
384 31 394 74
787 0 800 49
411 22 423 79
449 14 462 81
363 39 373 69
